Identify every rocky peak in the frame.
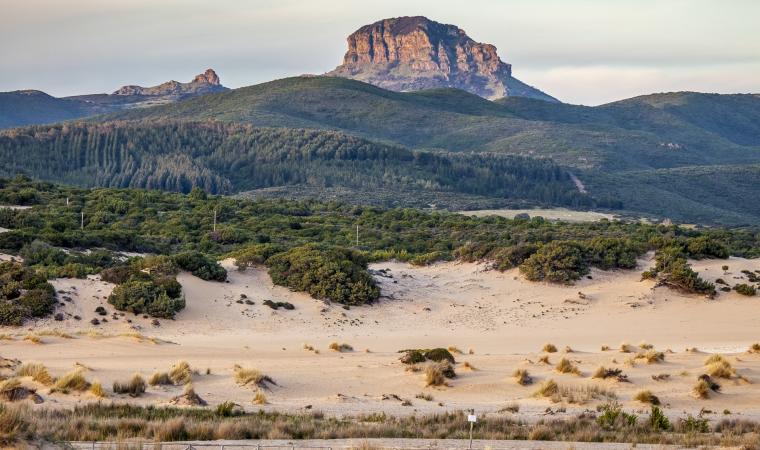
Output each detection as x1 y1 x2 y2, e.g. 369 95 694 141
113 69 227 97
192 69 221 86
327 16 557 102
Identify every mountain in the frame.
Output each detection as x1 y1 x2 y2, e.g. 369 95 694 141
109 68 226 98
0 90 103 129
99 77 760 224
326 16 557 102
0 69 228 129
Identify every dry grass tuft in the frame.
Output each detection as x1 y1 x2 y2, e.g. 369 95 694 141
0 333 14 341
748 343 760 354
638 341 654 350
462 361 476 371
22 335 42 345
252 390 267 405
425 361 455 387
538 355 550 365
447 346 463 354
37 329 74 339
15 363 53 386
53 370 90 393
234 365 275 389
113 374 146 397
706 360 735 379
168 361 193 385
534 379 559 398
600 345 610 351
633 390 660 405
149 372 172 386
542 343 558 353
619 343 632 353
89 380 108 398
636 350 665 364
693 379 712 399
512 368 533 386
555 358 581 375
329 342 353 352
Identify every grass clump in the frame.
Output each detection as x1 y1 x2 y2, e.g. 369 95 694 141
89 380 108 398
542 343 558 353
636 350 665 364
415 392 434 401
252 390 267 405
447 346 463 354
534 379 559 398
619 343 632 353
512 368 533 386
704 354 735 379
749 343 760 354
168 361 193 385
233 365 276 389
113 374 146 397
329 342 353 352
425 361 456 387
52 370 90 393
149 372 172 386
537 355 550 365
555 358 581 375
592 366 628 382
15 362 53 386
633 390 660 405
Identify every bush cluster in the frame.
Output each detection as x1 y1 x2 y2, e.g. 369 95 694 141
0 261 56 325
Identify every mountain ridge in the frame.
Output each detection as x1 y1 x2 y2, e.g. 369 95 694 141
327 16 557 102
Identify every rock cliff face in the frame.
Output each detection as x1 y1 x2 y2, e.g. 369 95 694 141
113 69 227 97
327 17 557 102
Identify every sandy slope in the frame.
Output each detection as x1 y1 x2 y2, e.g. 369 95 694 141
2 256 760 422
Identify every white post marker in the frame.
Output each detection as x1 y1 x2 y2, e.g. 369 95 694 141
468 413 477 449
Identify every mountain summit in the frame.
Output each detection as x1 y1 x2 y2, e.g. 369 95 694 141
112 68 226 97
327 16 557 102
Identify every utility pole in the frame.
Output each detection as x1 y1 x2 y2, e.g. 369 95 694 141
80 211 84 230
356 224 359 247
467 409 477 450
213 207 217 233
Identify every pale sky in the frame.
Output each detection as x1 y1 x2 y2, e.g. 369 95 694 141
2 0 759 105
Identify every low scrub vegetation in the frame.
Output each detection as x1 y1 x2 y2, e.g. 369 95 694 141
0 261 56 326
112 374 146 397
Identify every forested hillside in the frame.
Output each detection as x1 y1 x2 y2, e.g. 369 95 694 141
0 121 592 209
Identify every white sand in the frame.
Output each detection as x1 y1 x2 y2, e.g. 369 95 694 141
458 208 616 222
2 256 760 422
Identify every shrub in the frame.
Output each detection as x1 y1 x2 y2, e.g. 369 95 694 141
266 244 379 306
519 241 589 283
636 350 665 364
649 406 671 431
693 379 712 399
113 374 146 397
678 414 710 433
215 401 241 417
597 401 637 429
108 279 184 318
172 251 227 281
329 342 353 352
18 289 56 317
734 283 756 296
633 390 660 405
99 265 142 284
229 243 285 269
748 343 760 353
399 348 455 365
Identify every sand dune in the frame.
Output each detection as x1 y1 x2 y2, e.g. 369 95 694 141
2 255 760 421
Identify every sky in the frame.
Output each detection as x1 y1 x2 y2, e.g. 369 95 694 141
1 0 759 105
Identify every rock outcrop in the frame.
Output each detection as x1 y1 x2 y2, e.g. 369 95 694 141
327 16 557 102
113 69 227 97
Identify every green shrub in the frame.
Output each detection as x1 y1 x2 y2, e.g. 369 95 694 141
266 244 379 305
107 279 185 319
649 406 671 431
0 261 56 325
520 241 589 283
734 283 756 296
17 289 55 317
172 251 227 281
229 243 284 269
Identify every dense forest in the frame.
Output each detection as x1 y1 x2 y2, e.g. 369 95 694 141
0 177 757 321
0 121 597 209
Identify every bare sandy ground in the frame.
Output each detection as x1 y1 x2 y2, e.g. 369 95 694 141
458 208 616 222
2 255 760 423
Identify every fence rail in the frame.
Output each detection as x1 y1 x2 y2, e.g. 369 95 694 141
65 444 336 450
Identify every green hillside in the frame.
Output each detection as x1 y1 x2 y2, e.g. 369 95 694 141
0 121 591 209
103 77 760 172
0 90 99 129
